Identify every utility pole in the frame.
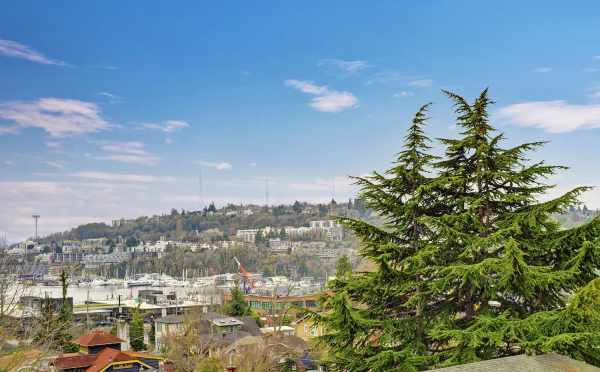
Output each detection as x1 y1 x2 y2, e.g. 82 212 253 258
32 215 40 241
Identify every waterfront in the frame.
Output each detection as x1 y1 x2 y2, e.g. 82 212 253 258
24 284 205 305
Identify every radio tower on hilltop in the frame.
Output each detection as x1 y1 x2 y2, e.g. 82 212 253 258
264 178 270 207
32 214 40 241
198 169 204 212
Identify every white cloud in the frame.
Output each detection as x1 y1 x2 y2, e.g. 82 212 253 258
195 160 232 171
92 65 118 70
98 92 124 103
0 38 68 66
289 176 355 194
96 141 160 166
248 162 257 167
45 141 63 149
284 80 329 95
393 91 414 98
594 56 600 60
588 86 600 100
284 79 358 113
0 98 108 137
142 120 189 132
532 67 552 73
365 71 404 85
43 161 64 169
583 67 600 73
408 79 433 87
496 100 600 133
318 59 370 77
164 138 174 145
3 160 14 166
69 171 175 183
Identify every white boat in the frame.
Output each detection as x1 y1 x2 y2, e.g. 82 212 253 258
90 278 110 286
125 277 153 287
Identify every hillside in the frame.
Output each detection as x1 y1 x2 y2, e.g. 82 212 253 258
40 199 374 244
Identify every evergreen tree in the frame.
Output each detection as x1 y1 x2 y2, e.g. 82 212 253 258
129 306 145 351
313 92 600 371
208 202 217 213
223 287 251 317
34 270 76 352
293 201 304 214
280 228 288 240
335 254 352 279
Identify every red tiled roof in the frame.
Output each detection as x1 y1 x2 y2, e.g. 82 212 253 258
52 353 97 369
73 331 124 347
85 348 137 372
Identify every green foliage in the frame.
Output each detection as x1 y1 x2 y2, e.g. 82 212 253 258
129 306 145 351
223 287 251 317
33 270 75 352
125 236 139 247
195 357 223 372
335 254 352 278
315 92 600 371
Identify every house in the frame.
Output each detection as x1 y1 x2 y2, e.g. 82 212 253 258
154 315 184 352
72 331 125 354
293 314 325 342
50 331 165 372
236 229 259 243
259 325 295 337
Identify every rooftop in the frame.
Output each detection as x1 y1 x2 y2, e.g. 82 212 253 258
429 354 599 372
73 330 124 347
156 314 184 324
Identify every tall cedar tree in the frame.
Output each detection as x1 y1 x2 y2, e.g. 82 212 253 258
314 92 600 371
129 306 145 351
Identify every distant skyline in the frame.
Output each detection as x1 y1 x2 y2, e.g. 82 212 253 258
3 1 600 241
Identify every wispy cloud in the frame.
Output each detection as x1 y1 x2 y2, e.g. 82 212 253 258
284 79 358 113
43 161 64 169
142 120 190 132
289 176 354 193
496 100 600 133
69 171 175 183
164 138 174 145
393 91 414 98
91 65 118 70
588 86 600 100
0 38 68 66
408 79 434 87
96 141 160 166
98 92 124 103
45 141 63 149
532 66 552 73
248 162 257 167
318 59 370 77
594 56 600 60
0 98 108 137
195 160 232 171
583 67 600 73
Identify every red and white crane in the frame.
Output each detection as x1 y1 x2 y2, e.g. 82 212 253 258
233 256 255 290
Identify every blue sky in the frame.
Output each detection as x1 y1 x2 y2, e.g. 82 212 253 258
2 1 600 241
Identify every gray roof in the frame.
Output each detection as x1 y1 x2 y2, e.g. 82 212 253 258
155 315 184 324
430 354 599 372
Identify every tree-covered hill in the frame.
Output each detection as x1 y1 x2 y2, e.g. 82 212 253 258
40 200 374 243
